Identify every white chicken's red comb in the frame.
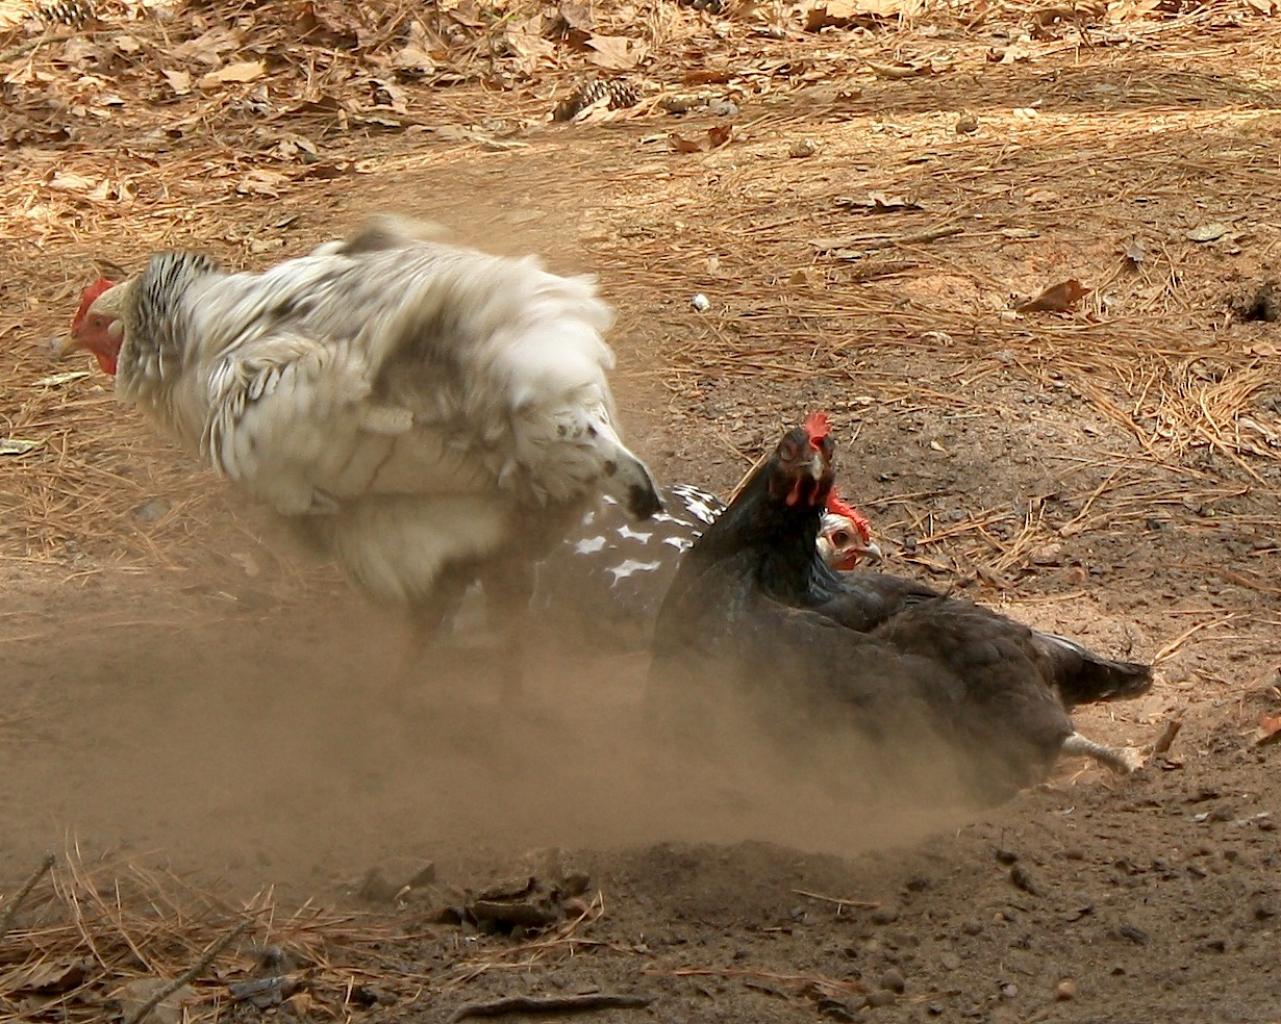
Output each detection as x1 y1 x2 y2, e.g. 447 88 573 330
826 488 871 543
72 278 116 331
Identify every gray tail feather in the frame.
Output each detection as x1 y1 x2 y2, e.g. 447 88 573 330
1037 631 1153 707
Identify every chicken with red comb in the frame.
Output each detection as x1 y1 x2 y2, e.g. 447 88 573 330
652 414 1152 806
50 215 666 700
520 480 880 652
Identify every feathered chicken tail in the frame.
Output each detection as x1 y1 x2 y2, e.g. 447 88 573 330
1036 631 1153 707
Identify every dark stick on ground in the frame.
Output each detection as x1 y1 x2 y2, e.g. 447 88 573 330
124 918 252 1024
0 854 55 944
451 993 655 1021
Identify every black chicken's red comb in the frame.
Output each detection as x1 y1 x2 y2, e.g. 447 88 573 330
803 411 831 449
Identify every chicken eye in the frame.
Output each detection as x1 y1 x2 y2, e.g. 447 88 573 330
833 530 850 545
779 441 798 460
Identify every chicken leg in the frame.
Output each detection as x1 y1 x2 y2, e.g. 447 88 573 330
1061 731 1145 774
395 571 474 697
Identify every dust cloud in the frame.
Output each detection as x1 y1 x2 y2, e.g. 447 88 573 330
1 570 982 898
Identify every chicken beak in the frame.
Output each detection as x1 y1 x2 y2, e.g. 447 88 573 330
49 334 80 359
808 450 827 481
858 540 883 563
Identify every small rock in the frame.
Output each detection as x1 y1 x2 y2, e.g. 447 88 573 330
1009 865 1040 896
955 111 978 134
691 293 711 312
994 848 1019 865
1202 938 1228 953
940 952 962 970
905 876 930 892
1188 222 1229 243
253 945 288 973
789 138 818 158
1000 982 1018 1000
709 99 739 117
561 871 591 898
1055 978 1077 1001
1208 803 1235 823
357 868 399 903
880 968 906 993
870 905 901 925
961 919 983 936
1228 280 1281 323
1116 923 1150 945
1253 900 1276 921
229 976 297 1009
470 898 559 929
817 997 858 1022
866 989 897 1008
133 498 171 523
1063 847 1086 861
350 983 395 1007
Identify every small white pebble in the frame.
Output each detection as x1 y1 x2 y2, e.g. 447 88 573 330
691 293 711 312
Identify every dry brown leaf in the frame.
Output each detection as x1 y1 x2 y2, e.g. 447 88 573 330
669 132 703 154
837 192 922 212
549 0 594 39
707 124 733 148
161 68 192 95
394 22 436 76
1015 279 1090 313
46 171 97 192
173 26 240 66
11 959 89 995
806 0 922 30
198 60 266 90
585 34 643 70
1255 713 1281 746
505 25 556 72
236 169 289 197
868 61 930 79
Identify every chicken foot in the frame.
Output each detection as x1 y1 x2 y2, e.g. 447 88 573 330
1061 731 1145 774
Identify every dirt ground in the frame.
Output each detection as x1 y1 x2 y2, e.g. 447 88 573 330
3 0 1281 1021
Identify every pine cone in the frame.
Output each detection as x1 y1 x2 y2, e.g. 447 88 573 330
552 78 639 122
37 0 96 28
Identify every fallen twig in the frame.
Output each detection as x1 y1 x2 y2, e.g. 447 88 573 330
451 993 654 1021
124 919 251 1024
0 854 55 943
791 888 880 911
1152 614 1238 666
654 966 866 997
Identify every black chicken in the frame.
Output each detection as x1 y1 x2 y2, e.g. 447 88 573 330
650 413 1152 804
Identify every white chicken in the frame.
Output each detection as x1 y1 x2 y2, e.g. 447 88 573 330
58 215 662 688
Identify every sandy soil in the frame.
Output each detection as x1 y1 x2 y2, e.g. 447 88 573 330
2 5 1281 1021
